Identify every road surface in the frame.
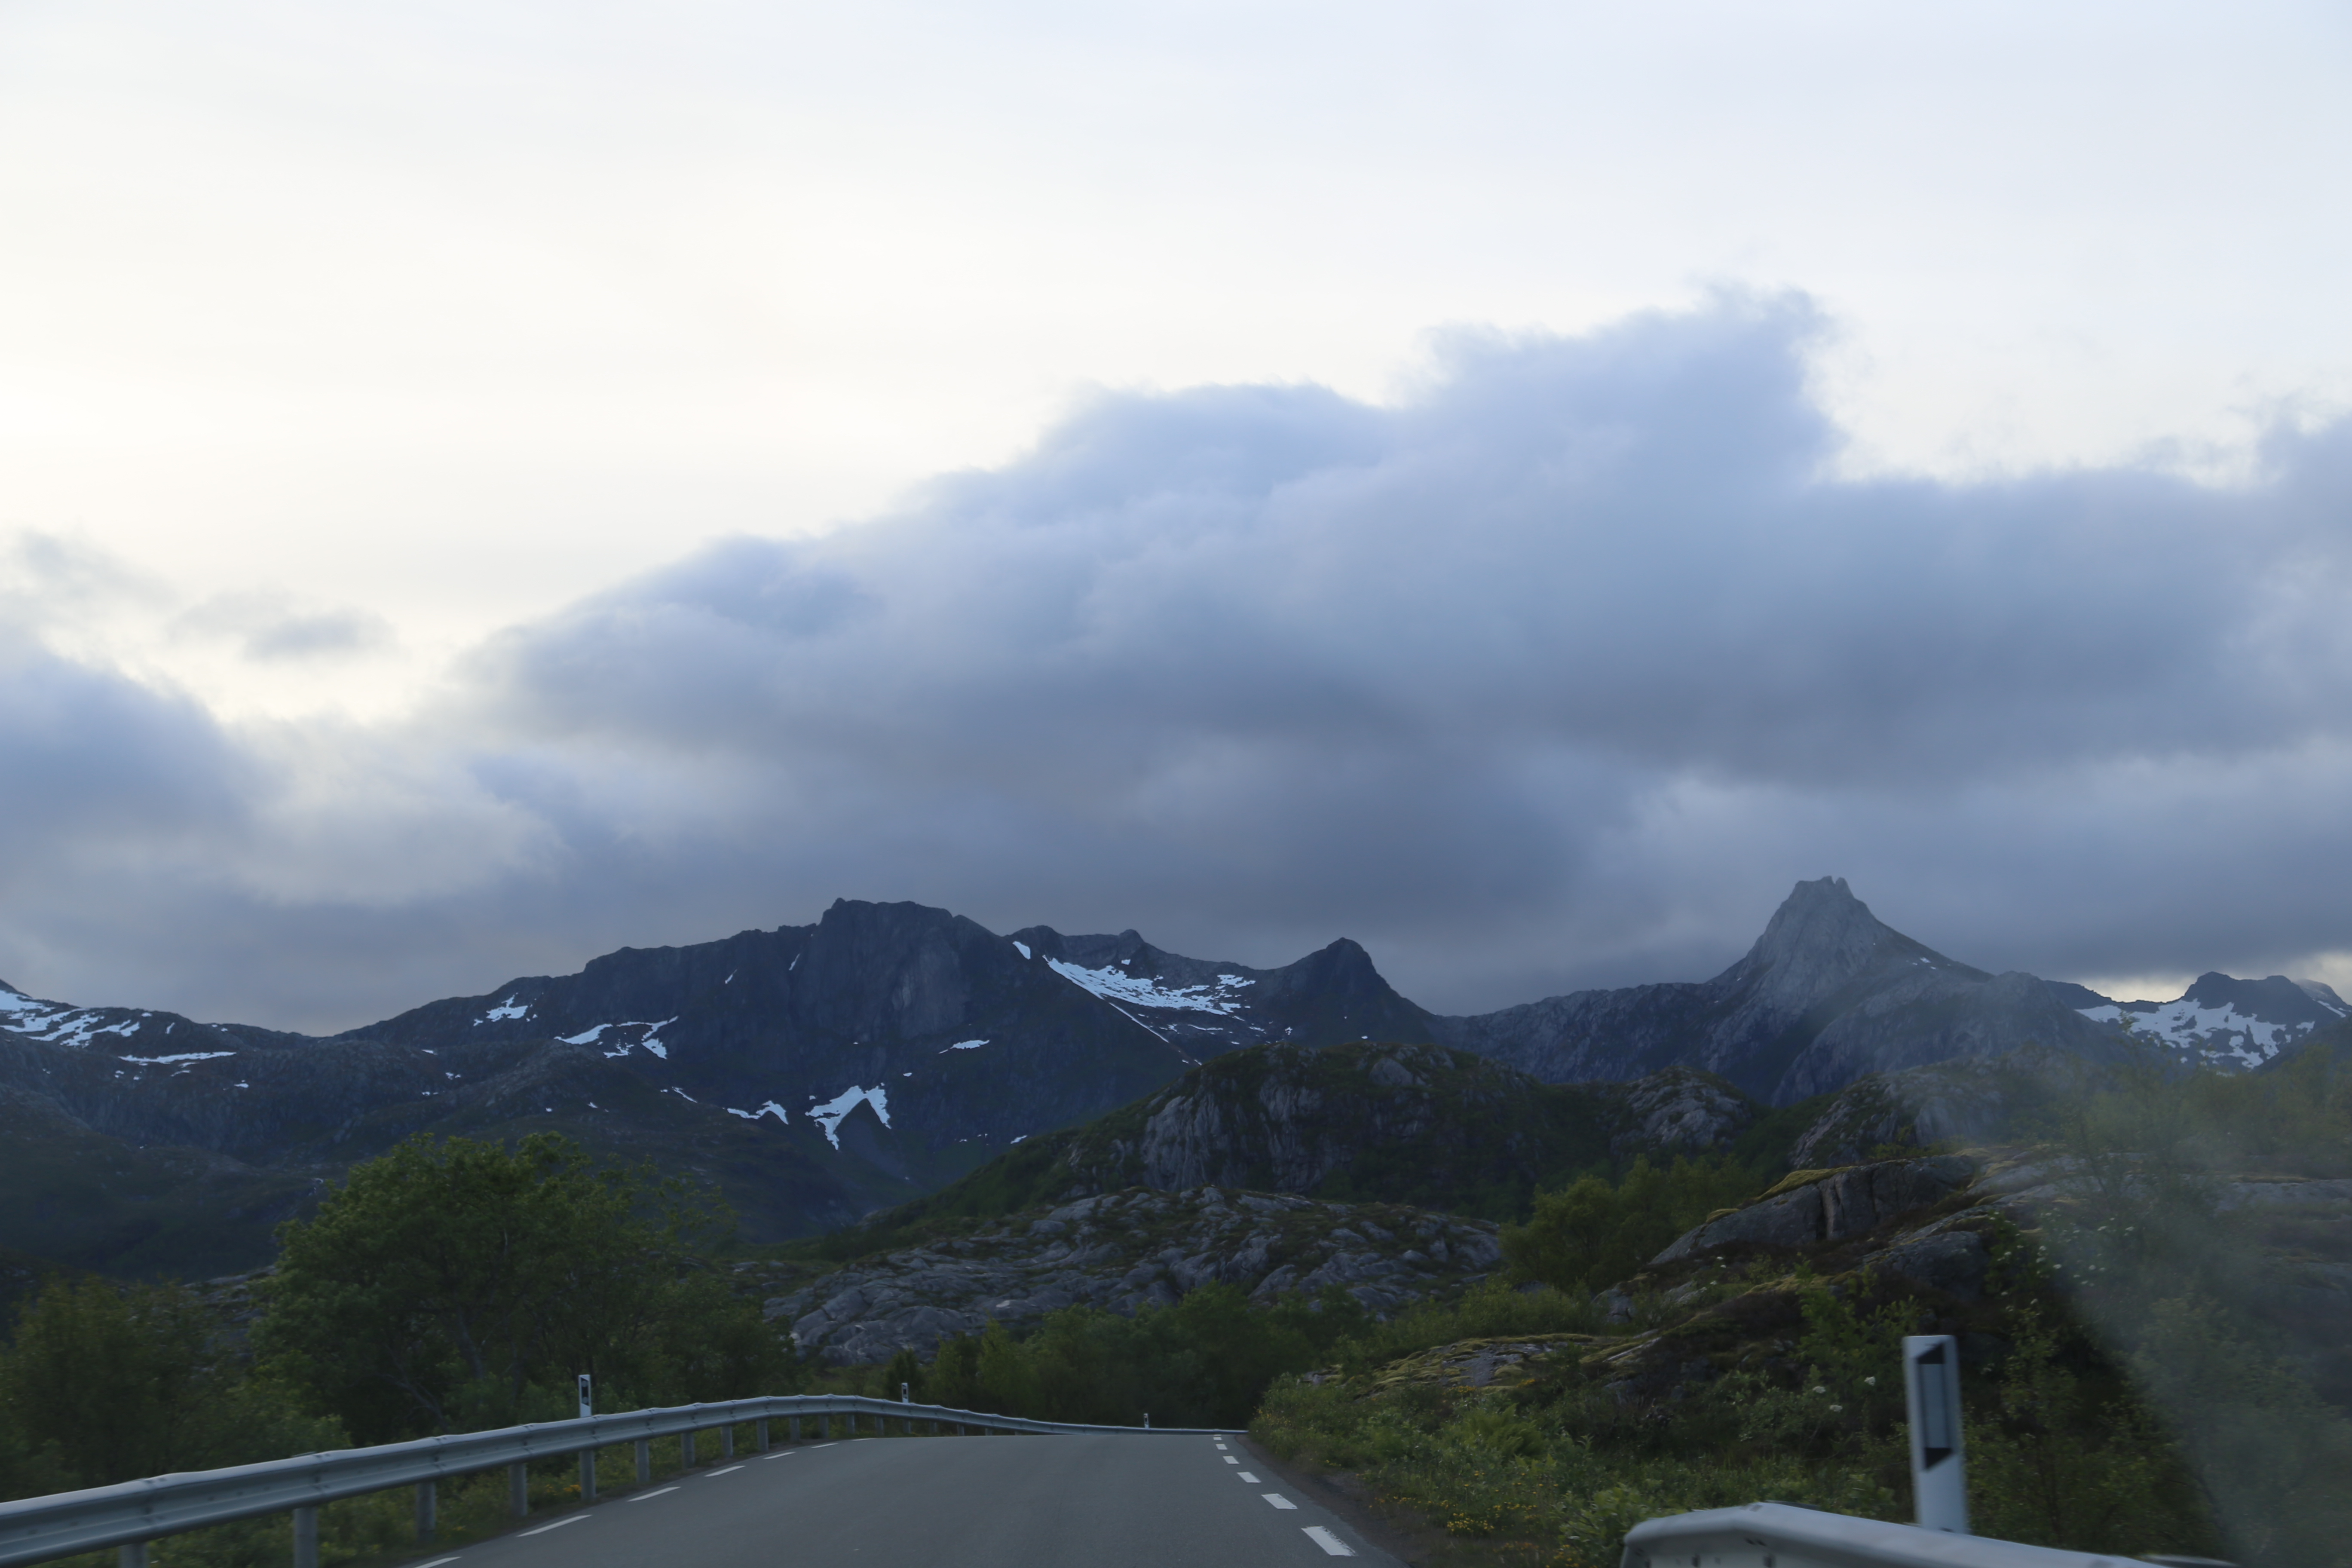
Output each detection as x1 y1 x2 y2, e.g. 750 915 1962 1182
401 1429 1399 1567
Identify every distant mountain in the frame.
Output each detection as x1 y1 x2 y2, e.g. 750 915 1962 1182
0 900 1441 1272
2052 972 2349 1069
1436 877 2122 1104
5 878 2331 1276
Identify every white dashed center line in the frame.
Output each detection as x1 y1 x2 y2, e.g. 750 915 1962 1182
1262 1493 1297 1510
625 1486 681 1503
1303 1525 1357 1556
1237 1471 1260 1482
1223 1455 1238 1464
706 1464 744 1476
518 1514 589 1536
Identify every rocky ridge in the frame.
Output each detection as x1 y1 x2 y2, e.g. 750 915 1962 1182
749 1186 1504 1366
832 1044 1773 1247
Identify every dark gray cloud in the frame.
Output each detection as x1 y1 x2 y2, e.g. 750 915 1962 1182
6 292 2352 1028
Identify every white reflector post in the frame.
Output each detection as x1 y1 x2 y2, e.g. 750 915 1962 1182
1903 1335 1967 1533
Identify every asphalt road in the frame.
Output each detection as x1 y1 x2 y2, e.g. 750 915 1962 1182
400 1430 1400 1568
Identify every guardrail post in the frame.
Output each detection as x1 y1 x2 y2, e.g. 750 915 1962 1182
756 1418 770 1452
721 1423 735 1458
116 1544 147 1568
635 1438 651 1483
818 1413 830 1439
579 1447 597 1502
415 1479 436 1543
682 1429 697 1468
790 1414 802 1442
509 1461 528 1517
292 1505 319 1568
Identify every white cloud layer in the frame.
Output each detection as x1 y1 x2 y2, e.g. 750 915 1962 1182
5 296 2352 1030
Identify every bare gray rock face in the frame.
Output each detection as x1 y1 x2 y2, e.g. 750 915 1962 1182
1868 1227 1991 1301
1607 1067 1755 1159
758 1186 1503 1366
1650 1155 1978 1264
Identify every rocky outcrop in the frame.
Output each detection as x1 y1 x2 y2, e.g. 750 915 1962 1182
1651 1156 1980 1264
1783 1046 2092 1167
1600 1067 1754 1160
750 1186 1504 1365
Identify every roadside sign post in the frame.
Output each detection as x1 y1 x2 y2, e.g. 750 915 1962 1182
1903 1335 1967 1533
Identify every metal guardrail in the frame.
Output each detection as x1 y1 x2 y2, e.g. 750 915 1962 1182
1622 1502 2158 1568
0 1392 1234 1568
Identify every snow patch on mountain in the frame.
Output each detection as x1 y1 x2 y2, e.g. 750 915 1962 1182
120 1052 235 1066
478 997 530 1024
728 1101 792 1124
11 1008 142 1047
2080 1001 2289 1066
940 1038 989 1052
807 1085 891 1148
2076 975 2344 1069
1047 959 1255 1015
560 1018 677 1059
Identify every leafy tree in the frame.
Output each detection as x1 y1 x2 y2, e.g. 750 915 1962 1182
974 1320 1039 1415
0 1276 338 1493
1501 1155 1757 1295
931 1330 982 1409
879 1347 927 1405
257 1132 774 1440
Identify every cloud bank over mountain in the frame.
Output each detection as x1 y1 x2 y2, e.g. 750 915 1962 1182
6 293 2352 1029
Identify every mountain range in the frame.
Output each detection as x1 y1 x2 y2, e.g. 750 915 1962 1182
2 876 2339 1274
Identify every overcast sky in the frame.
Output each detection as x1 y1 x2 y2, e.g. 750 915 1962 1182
4 1 2350 1031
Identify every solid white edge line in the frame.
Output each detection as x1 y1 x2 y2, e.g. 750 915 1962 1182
1262 1493 1297 1510
1303 1524 1357 1556
706 1464 745 1476
623 1485 681 1503
413 1559 461 1568
518 1514 590 1536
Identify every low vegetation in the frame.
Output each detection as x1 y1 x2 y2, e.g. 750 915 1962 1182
5 1041 2351 1568
1256 1044 2352 1568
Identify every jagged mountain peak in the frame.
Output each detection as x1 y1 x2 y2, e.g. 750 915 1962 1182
1715 876 1972 1011
1437 876 2096 1104
1262 937 1387 999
